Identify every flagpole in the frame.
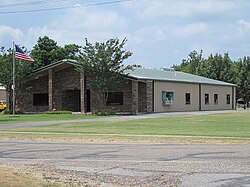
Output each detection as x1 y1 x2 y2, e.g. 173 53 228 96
12 41 15 116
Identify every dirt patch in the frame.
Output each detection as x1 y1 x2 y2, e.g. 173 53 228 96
0 166 62 187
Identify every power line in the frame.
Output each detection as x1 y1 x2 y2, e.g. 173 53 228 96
0 0 134 14
0 0 67 8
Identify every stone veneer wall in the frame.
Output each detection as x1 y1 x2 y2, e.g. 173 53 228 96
17 66 154 114
52 66 80 111
138 81 153 113
146 81 153 112
138 82 147 112
88 77 133 113
18 75 49 112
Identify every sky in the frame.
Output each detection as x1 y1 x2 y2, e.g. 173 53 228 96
1 0 250 68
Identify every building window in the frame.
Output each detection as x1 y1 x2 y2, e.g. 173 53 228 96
214 94 218 105
106 92 123 106
185 93 191 105
33 93 48 106
205 93 209 105
162 90 174 105
226 94 230 104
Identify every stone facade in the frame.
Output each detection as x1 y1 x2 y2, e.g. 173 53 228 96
18 75 49 112
16 64 154 114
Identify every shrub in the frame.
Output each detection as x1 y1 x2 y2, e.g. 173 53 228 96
2 109 24 115
45 110 72 115
92 110 116 116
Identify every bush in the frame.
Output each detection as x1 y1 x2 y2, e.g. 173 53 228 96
92 110 116 116
45 110 72 115
2 109 24 115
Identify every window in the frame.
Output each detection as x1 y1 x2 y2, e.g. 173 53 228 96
162 91 174 105
226 94 230 104
106 92 123 106
33 93 48 106
205 93 209 105
185 93 191 105
214 94 218 105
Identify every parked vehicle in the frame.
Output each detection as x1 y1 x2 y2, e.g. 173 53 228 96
0 100 7 111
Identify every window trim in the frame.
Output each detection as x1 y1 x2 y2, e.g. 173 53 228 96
226 94 231 105
185 93 191 105
106 92 124 106
214 94 218 105
205 93 209 105
162 90 174 105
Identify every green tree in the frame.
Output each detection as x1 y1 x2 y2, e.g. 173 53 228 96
236 57 250 106
76 38 132 112
174 51 236 84
30 36 81 69
173 50 204 75
0 47 33 109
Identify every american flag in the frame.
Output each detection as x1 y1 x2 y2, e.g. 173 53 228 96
15 44 34 62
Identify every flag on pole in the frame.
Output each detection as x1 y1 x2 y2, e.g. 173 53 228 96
15 44 34 62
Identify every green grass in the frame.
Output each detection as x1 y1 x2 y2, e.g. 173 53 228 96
0 113 103 124
1 111 250 143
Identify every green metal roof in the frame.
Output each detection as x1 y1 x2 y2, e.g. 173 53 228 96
31 59 236 86
125 68 236 86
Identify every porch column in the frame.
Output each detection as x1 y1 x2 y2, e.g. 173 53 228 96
80 73 86 113
132 80 138 114
146 81 153 112
48 68 53 111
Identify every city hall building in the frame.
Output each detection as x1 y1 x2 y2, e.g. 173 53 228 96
15 59 236 114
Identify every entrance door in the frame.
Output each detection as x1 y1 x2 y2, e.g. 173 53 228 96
62 90 81 112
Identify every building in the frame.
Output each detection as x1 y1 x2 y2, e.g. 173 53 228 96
15 59 236 114
0 86 6 100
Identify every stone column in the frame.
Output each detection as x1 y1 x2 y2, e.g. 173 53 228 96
132 80 138 114
48 68 53 111
146 81 153 112
80 73 86 113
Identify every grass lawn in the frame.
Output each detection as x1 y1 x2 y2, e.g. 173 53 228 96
1 111 250 143
0 113 104 124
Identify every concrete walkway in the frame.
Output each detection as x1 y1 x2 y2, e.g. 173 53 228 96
0 109 245 130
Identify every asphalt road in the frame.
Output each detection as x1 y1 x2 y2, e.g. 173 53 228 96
0 140 249 186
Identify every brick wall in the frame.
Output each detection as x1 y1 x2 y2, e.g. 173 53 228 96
16 65 154 114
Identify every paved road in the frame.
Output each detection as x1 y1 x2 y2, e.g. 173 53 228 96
0 110 242 130
0 140 249 186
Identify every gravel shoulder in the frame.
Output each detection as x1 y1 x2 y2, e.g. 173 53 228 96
0 140 249 186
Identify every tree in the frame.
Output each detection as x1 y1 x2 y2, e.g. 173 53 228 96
30 36 80 69
173 50 204 75
76 38 132 112
236 57 250 106
30 36 60 69
0 47 33 109
174 51 236 84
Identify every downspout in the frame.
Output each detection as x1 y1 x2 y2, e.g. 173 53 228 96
232 86 235 110
152 81 154 112
199 84 201 111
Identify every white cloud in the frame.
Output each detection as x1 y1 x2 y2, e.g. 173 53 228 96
127 0 235 19
0 25 23 45
26 6 128 46
236 20 250 32
173 23 208 38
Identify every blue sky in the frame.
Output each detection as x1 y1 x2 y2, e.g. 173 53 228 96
1 0 250 68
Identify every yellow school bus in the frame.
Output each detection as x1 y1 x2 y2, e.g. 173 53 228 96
0 100 7 111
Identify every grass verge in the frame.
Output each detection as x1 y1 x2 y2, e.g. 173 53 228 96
0 113 104 124
1 111 250 143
